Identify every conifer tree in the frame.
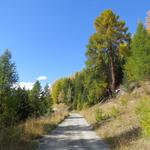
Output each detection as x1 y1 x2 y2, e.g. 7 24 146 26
86 10 130 92
30 80 42 117
15 87 31 121
124 22 150 82
0 50 18 126
146 11 150 34
41 83 52 114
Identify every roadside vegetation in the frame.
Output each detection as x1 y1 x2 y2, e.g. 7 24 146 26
81 82 150 149
50 10 150 149
0 103 68 150
0 50 68 150
0 9 150 149
50 10 150 110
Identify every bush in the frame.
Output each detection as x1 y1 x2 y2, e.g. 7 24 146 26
136 97 150 137
95 108 104 122
109 106 120 118
0 127 37 150
0 127 20 150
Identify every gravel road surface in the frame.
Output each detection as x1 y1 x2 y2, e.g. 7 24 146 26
38 113 109 150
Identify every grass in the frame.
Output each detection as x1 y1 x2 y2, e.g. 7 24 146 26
95 108 104 122
0 103 69 150
108 106 120 118
136 97 150 137
80 82 150 150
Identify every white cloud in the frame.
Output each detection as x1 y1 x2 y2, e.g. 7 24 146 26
17 82 34 90
14 76 48 90
36 76 48 81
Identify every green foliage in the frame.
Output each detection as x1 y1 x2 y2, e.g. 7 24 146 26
87 80 107 105
29 81 42 117
0 50 52 128
88 9 130 91
42 83 52 114
29 81 51 117
95 108 104 122
14 88 31 121
50 10 131 110
136 97 150 137
109 106 120 118
0 50 18 127
51 78 72 104
0 127 21 150
124 22 150 83
0 49 18 90
66 86 72 104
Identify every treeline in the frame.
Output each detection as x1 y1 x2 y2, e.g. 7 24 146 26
51 9 150 110
0 50 52 128
0 9 150 125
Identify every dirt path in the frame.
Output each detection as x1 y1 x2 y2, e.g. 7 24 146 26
38 113 109 150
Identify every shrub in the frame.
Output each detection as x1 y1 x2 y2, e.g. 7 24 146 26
0 127 37 150
109 106 120 118
136 97 150 137
95 108 104 122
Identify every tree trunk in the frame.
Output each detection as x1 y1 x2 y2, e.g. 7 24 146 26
108 48 115 92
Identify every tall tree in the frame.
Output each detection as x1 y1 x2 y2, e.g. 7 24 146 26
66 86 72 105
124 22 150 82
51 79 63 103
0 49 18 93
30 80 42 117
15 87 31 121
41 83 52 114
0 50 18 126
146 10 150 34
86 9 130 92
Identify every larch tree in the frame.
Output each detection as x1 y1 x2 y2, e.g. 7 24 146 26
51 79 63 103
146 10 150 34
87 9 130 92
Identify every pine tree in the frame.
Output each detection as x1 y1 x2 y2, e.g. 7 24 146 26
124 22 150 82
0 50 18 93
86 10 130 92
42 83 52 114
15 87 31 121
0 50 18 126
30 80 42 117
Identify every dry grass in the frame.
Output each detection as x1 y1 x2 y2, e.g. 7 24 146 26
80 83 150 150
21 103 69 139
0 103 69 150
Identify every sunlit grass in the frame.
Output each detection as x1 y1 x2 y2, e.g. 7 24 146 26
80 83 150 150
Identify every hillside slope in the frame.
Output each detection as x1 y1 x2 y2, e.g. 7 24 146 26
81 82 150 150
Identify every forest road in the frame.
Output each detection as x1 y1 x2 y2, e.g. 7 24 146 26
38 112 109 150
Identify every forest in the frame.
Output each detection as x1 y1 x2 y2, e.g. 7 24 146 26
0 49 52 127
0 9 150 149
51 10 150 110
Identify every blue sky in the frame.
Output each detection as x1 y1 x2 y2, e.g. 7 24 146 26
0 0 149 88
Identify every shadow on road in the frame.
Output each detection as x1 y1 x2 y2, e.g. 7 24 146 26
38 113 109 150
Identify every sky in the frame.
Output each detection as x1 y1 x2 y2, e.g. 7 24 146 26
0 0 150 89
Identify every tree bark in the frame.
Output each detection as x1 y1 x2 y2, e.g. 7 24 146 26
108 47 115 92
